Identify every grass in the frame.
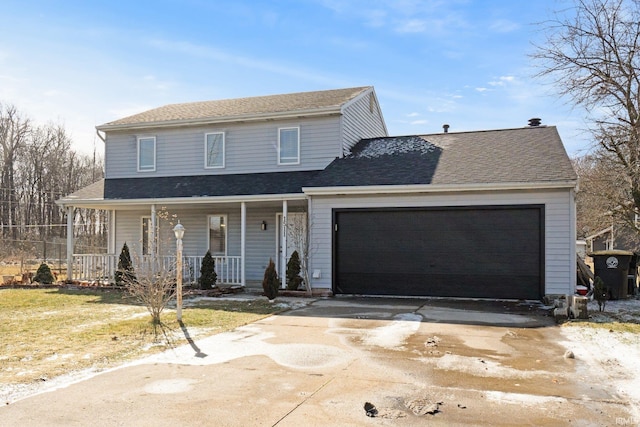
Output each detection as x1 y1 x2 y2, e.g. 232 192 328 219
0 288 281 385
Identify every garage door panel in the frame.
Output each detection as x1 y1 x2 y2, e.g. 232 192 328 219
334 206 543 299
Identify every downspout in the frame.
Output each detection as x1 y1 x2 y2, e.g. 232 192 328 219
95 129 106 143
241 202 246 287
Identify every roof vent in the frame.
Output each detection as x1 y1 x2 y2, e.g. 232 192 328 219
528 117 542 127
443 124 450 133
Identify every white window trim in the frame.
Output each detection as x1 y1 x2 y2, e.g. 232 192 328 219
204 132 225 169
278 127 300 165
207 214 228 256
141 216 151 255
137 136 156 172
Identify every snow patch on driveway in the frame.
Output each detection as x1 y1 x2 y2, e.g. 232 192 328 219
361 313 422 350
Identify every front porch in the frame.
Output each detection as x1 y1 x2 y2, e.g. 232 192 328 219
62 197 309 289
71 254 243 286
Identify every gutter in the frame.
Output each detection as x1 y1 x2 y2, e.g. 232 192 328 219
302 180 578 196
96 108 342 132
56 192 308 208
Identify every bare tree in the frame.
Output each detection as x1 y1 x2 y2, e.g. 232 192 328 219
533 0 640 231
0 103 106 260
121 208 180 325
0 104 30 240
121 254 177 325
285 210 314 293
572 154 621 237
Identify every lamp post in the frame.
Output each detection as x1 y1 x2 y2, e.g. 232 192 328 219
173 221 185 321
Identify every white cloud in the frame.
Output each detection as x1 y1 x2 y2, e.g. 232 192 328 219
410 119 428 125
407 112 420 117
488 75 516 86
396 19 427 33
489 19 520 33
476 87 489 92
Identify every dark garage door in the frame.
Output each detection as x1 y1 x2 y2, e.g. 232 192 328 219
333 206 543 299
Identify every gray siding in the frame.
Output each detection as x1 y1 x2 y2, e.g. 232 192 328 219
105 117 342 179
308 189 576 296
113 205 282 282
341 91 387 155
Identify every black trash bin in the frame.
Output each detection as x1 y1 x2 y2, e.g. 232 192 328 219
589 250 633 300
629 254 639 296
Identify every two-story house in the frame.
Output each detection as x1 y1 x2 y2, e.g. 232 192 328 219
57 86 578 300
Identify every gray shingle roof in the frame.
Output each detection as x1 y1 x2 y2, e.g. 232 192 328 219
98 87 371 130
59 125 577 207
306 126 577 188
60 171 320 202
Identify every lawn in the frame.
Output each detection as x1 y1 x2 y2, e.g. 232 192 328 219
0 288 281 385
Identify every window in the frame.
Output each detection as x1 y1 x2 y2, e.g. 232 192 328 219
137 137 156 172
208 215 227 256
278 127 299 165
142 216 152 255
205 132 225 168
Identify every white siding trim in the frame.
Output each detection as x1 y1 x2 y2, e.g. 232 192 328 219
303 181 577 195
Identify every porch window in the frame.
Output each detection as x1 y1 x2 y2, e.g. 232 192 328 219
137 136 156 172
208 215 227 256
205 132 225 168
278 127 299 165
141 216 153 255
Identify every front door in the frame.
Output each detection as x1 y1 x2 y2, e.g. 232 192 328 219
276 212 307 286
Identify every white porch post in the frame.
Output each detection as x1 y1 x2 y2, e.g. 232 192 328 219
66 206 74 281
241 202 246 286
150 204 157 258
281 200 288 288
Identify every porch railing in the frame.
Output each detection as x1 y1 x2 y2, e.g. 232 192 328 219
71 254 243 286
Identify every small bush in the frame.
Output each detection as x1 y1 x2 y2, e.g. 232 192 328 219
262 258 279 301
199 250 217 290
33 263 55 284
286 250 303 290
115 242 136 286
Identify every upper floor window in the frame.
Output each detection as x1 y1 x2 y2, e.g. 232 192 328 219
137 136 156 172
205 132 225 168
278 127 300 165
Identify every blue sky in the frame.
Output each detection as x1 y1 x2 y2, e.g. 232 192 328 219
0 0 590 156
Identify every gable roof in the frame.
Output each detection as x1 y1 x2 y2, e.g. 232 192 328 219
97 87 372 131
304 126 577 192
58 125 577 208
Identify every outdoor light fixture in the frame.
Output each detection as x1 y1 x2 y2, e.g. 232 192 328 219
173 221 185 240
173 221 185 321
261 221 267 231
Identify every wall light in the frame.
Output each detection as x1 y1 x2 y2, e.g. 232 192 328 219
261 221 267 231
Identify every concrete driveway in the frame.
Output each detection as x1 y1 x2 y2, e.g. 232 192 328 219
0 297 633 426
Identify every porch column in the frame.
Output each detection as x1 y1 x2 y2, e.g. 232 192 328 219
281 200 288 288
150 204 157 258
66 206 74 281
241 202 246 286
